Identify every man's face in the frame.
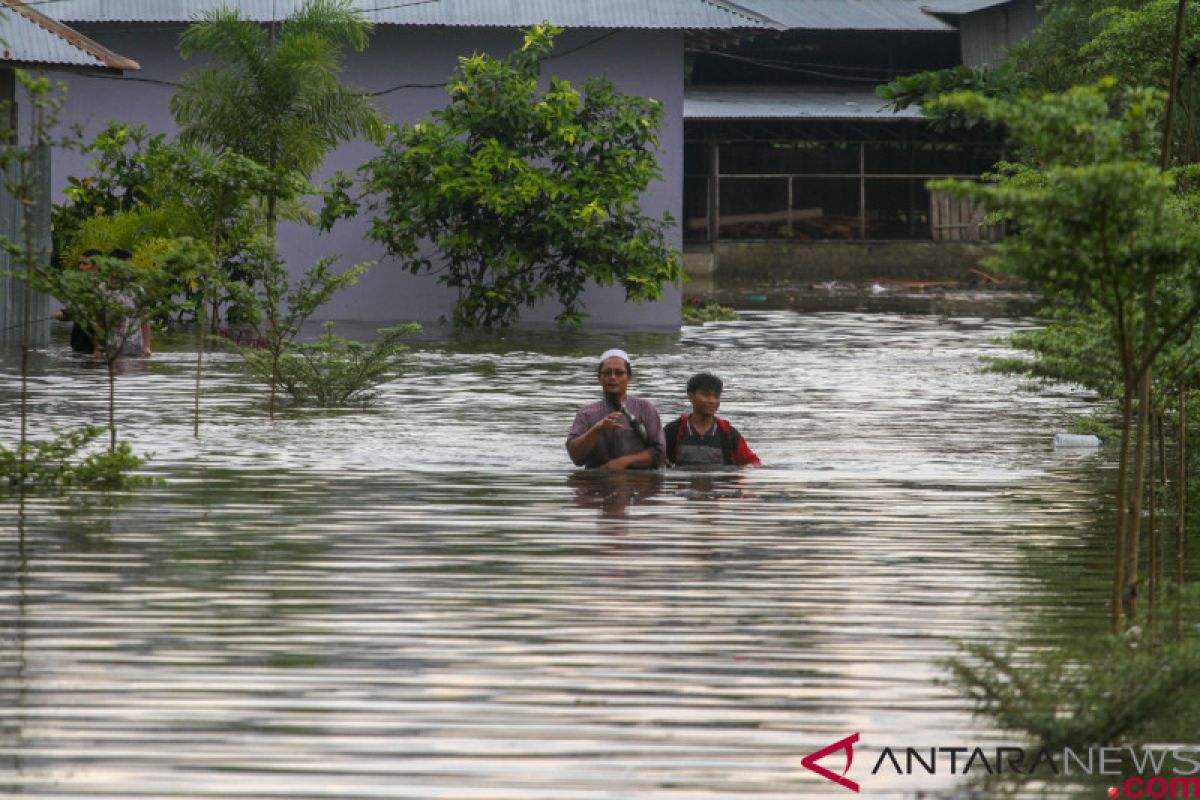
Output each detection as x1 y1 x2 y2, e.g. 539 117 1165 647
688 389 721 417
598 357 631 397
79 257 96 272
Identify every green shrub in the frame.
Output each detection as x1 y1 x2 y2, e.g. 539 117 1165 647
0 426 152 489
947 631 1200 749
241 321 420 406
682 297 739 323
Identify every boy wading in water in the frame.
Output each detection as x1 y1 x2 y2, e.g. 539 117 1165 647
664 372 761 467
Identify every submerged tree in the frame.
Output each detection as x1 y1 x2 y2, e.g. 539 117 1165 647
323 24 681 327
225 237 369 415
930 80 1200 631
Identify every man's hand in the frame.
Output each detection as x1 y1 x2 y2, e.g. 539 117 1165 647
591 411 626 433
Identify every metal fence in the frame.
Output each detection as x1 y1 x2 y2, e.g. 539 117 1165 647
0 144 52 346
683 137 1003 244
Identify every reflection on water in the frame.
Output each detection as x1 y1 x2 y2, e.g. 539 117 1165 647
0 312 1120 798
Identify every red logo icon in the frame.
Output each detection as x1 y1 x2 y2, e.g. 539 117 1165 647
1107 788 1120 799
801 733 860 793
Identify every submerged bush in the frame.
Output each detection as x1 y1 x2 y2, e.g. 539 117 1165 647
240 321 420 406
0 425 151 489
948 630 1200 749
682 297 739 323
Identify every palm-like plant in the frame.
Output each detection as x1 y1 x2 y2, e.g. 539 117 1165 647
171 0 383 233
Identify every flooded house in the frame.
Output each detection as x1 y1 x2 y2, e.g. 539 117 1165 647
0 0 138 343
3 0 1045 331
38 0 784 329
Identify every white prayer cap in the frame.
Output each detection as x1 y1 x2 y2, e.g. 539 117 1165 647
599 348 631 366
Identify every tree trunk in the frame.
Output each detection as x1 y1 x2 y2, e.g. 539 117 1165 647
194 281 205 438
18 191 32 482
1123 368 1152 623
1177 388 1188 638
1113 380 1136 632
1149 406 1159 616
269 350 279 418
107 359 117 452
1161 0 1188 171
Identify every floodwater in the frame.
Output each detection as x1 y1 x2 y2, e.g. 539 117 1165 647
0 311 1125 799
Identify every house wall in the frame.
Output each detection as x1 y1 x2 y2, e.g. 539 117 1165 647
52 24 684 329
959 0 1043 67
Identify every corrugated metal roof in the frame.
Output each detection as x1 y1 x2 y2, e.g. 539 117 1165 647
685 87 924 120
733 0 954 31
921 0 1014 15
48 0 781 29
0 0 140 72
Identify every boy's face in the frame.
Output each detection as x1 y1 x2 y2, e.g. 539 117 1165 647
688 389 721 417
78 257 96 272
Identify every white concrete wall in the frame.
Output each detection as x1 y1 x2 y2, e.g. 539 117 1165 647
51 24 684 329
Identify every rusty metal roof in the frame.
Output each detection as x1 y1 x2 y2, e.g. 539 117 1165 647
48 0 782 29
733 1 954 31
685 86 924 120
0 0 140 72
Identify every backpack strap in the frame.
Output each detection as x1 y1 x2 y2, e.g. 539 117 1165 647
716 418 736 464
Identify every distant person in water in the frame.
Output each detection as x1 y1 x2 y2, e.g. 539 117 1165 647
566 348 666 470
50 249 102 353
96 248 153 358
664 372 761 467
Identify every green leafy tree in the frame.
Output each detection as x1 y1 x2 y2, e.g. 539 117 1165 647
930 80 1200 630
269 321 420 406
324 23 681 327
34 251 185 450
0 426 149 490
880 1 1200 161
1003 0 1140 92
227 238 370 414
1078 0 1200 163
171 0 383 234
51 123 169 268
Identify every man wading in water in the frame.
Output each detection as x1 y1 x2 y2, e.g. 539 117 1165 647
566 349 666 470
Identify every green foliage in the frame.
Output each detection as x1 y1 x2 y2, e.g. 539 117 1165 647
929 82 1200 375
227 239 370 411
244 321 420 406
0 426 151 489
985 308 1122 400
326 23 681 327
172 0 382 233
1004 0 1140 92
948 620 1200 749
51 123 169 267
877 64 1018 130
682 297 739 323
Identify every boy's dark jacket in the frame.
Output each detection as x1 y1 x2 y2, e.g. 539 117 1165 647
663 414 761 466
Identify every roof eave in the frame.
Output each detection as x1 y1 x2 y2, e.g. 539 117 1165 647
1 0 141 72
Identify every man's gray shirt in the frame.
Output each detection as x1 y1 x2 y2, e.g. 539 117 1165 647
566 395 666 468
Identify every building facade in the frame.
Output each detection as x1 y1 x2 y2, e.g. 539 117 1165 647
44 0 778 328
